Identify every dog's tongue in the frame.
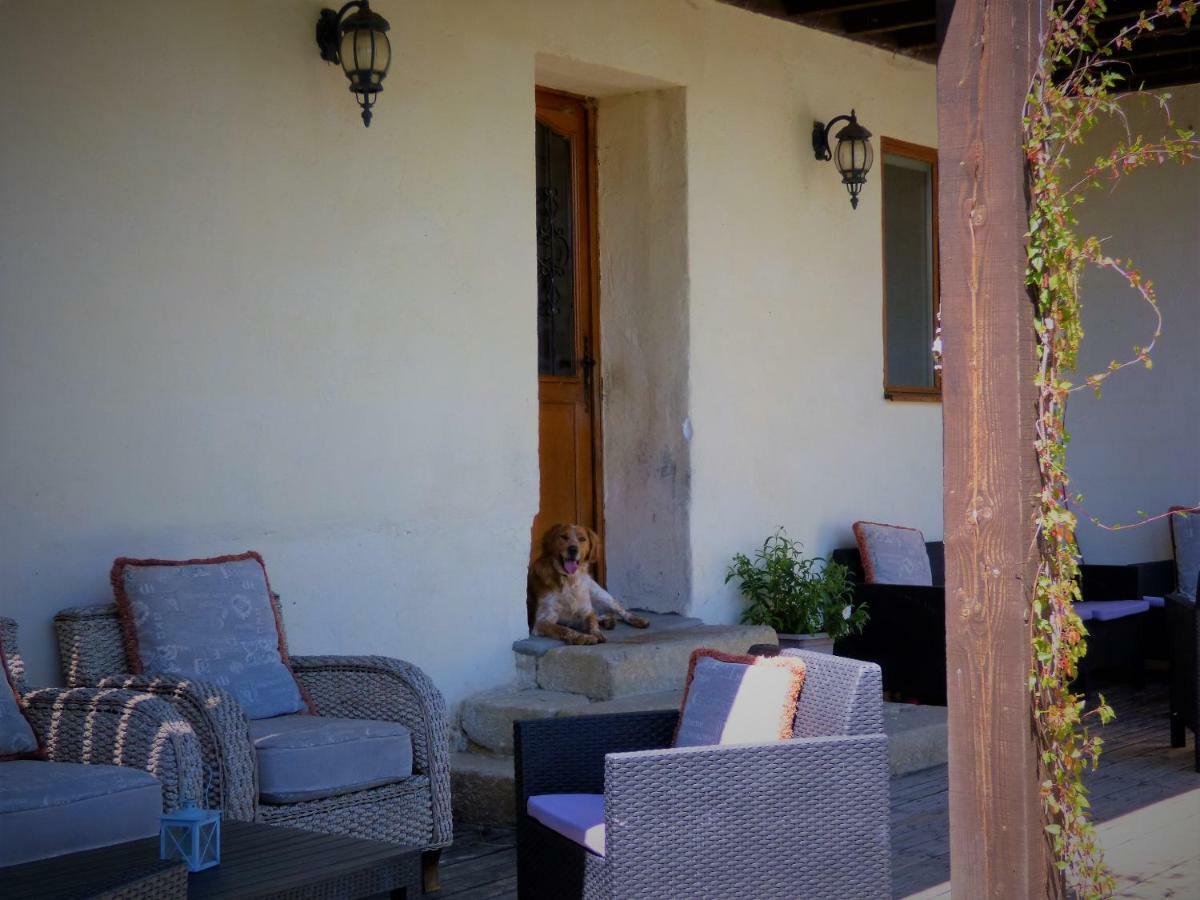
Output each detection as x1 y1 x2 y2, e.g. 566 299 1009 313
564 560 579 575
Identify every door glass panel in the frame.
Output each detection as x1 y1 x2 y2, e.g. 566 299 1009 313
536 120 576 376
883 152 936 389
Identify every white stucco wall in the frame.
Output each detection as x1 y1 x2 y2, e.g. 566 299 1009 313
1069 84 1200 565
0 0 940 705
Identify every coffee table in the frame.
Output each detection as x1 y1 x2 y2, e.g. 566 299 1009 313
3 820 423 899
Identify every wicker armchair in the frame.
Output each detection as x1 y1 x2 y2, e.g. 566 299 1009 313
2 616 202 812
54 603 452 887
514 650 890 899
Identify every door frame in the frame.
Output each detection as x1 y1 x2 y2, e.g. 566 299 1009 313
535 86 606 578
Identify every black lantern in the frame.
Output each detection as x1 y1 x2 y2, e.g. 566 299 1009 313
316 2 392 127
812 110 874 209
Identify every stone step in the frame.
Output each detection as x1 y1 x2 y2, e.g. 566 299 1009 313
461 686 684 755
884 702 948 775
451 751 515 827
513 611 777 700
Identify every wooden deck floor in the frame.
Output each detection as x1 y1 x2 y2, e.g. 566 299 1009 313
439 682 1197 899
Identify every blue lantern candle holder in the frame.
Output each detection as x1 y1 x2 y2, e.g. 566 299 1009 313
160 801 221 872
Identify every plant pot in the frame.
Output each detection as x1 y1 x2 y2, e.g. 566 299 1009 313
776 632 835 654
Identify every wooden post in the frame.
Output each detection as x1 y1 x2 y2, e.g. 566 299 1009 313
938 1 1056 897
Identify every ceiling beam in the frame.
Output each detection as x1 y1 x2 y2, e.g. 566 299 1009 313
839 0 938 34
783 0 912 15
849 16 938 35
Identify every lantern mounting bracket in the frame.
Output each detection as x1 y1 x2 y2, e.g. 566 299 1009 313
812 112 856 161
316 1 368 64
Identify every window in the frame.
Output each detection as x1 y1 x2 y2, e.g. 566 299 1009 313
881 138 940 400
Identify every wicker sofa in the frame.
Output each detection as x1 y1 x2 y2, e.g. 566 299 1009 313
514 650 890 899
1 616 202 867
54 603 452 887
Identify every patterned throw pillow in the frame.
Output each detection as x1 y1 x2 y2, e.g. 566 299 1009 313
852 521 934 586
112 552 310 720
1170 507 1200 599
0 643 40 759
673 649 806 748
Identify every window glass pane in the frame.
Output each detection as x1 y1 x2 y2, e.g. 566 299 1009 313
536 121 576 377
883 152 936 390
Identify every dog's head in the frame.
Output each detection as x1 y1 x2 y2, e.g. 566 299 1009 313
540 523 599 578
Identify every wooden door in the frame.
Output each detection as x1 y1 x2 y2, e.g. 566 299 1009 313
531 88 602 559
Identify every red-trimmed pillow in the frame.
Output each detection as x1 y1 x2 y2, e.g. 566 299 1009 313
852 521 933 586
0 642 43 760
112 552 313 719
673 648 806 748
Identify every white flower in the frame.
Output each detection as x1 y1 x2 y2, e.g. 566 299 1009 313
842 605 853 620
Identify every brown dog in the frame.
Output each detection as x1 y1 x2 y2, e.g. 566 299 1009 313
527 523 650 645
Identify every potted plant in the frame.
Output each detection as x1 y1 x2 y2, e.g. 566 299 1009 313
726 527 867 653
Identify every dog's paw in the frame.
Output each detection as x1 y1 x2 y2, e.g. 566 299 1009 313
626 615 650 629
571 633 601 645
590 631 608 643
598 615 617 630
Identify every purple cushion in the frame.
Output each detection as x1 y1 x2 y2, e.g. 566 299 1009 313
527 793 605 856
1075 599 1150 622
1145 595 1165 609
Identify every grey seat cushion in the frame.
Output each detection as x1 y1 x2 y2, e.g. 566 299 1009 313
0 760 162 866
113 553 308 719
249 715 413 804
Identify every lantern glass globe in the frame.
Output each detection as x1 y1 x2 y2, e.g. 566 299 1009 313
340 25 390 90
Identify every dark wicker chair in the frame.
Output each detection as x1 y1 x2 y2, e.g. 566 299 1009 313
1079 559 1175 662
832 541 946 705
514 651 890 899
1167 591 1198 771
833 541 1160 705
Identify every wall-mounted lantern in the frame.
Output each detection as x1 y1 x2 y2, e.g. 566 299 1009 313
316 2 392 127
812 109 874 209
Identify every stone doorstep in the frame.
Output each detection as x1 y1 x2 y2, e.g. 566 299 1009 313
451 700 950 826
512 610 706 658
528 621 779 700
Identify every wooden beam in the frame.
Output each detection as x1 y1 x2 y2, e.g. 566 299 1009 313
938 0 1057 897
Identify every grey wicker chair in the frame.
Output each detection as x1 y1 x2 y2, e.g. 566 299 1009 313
54 602 452 889
514 650 890 899
1 616 203 812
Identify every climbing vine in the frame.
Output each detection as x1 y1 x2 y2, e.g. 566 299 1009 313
1025 1 1198 895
